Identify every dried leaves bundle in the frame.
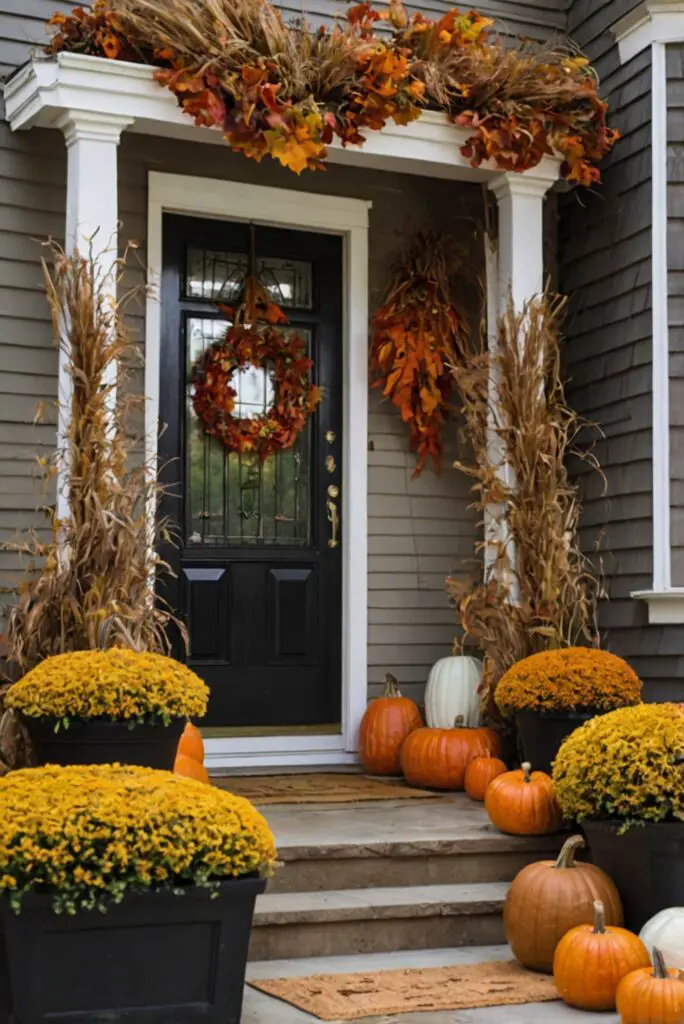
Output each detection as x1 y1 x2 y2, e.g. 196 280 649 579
2 242 183 681
447 292 603 712
370 234 467 475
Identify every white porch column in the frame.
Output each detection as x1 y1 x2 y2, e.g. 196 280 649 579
484 170 558 583
54 111 132 520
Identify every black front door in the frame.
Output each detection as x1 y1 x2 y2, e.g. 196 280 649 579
159 215 343 729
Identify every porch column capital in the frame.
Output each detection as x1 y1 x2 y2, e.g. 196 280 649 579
488 170 555 312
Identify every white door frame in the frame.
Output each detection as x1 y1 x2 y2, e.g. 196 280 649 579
145 171 369 769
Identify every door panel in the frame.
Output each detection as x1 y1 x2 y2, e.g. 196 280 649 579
159 214 343 729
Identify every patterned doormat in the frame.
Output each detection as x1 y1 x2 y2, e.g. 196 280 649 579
213 772 441 803
249 960 559 1020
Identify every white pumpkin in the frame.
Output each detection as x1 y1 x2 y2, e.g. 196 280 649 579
425 655 483 728
639 908 684 971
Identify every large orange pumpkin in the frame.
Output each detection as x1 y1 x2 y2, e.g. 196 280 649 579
359 673 422 775
400 717 501 791
465 756 508 801
554 899 650 1011
616 947 684 1023
177 722 204 764
504 834 623 973
485 761 562 835
174 753 210 785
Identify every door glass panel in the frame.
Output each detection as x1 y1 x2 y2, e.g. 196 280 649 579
185 316 312 547
186 248 313 309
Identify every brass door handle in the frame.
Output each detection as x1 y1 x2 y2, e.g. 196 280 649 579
327 492 340 548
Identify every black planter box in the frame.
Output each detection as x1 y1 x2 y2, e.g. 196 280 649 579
583 819 684 932
0 876 266 1023
23 716 185 770
515 709 595 775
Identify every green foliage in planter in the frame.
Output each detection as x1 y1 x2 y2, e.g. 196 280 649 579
552 703 684 828
0 764 276 914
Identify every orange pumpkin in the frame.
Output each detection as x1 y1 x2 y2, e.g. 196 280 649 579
485 761 562 835
504 834 623 973
554 899 650 1011
359 673 422 775
174 753 210 785
616 947 684 1023
465 756 508 801
177 722 204 764
400 718 502 791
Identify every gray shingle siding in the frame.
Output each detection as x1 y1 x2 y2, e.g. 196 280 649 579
667 44 684 589
562 1 684 695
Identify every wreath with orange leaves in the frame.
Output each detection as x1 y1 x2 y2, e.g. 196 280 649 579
191 279 322 459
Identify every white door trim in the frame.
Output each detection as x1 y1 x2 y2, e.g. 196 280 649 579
146 171 369 769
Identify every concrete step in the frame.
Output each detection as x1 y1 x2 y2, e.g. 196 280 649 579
249 882 508 960
271 833 562 893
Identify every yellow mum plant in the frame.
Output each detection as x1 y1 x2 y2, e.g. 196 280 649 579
553 703 684 828
0 764 276 914
5 649 208 726
494 647 642 716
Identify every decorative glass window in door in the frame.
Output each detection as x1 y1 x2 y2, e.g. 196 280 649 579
184 247 314 547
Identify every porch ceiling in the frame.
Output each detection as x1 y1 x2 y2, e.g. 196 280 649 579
3 52 561 185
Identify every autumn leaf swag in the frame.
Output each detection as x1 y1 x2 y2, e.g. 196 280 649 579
47 0 618 184
370 233 465 475
192 277 322 458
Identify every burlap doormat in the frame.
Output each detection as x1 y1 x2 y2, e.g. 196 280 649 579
249 960 559 1020
214 772 441 804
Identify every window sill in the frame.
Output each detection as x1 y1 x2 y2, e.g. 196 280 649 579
631 589 684 624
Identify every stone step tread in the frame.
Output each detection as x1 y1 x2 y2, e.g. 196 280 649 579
277 833 563 860
247 944 512 977
254 881 509 926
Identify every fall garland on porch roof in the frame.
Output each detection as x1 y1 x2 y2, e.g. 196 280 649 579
47 0 618 183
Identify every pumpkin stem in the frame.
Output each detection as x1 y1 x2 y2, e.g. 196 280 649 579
522 762 532 782
652 948 669 979
592 900 606 934
383 673 401 698
454 715 465 728
452 637 461 656
553 834 585 869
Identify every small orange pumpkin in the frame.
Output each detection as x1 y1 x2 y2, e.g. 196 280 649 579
485 761 562 835
359 673 422 775
174 753 210 785
554 900 650 1011
504 835 623 973
465 756 508 801
616 947 684 1023
177 722 204 764
401 718 502 791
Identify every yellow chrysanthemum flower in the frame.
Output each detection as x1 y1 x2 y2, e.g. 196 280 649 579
553 703 684 827
0 765 276 914
6 649 209 724
494 647 642 716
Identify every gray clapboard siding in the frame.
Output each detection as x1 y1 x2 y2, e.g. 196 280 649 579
0 119 62 613
562 0 684 695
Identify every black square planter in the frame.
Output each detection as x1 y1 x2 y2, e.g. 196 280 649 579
0 876 266 1023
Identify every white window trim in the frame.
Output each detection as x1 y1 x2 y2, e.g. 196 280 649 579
615 3 684 622
146 172 369 769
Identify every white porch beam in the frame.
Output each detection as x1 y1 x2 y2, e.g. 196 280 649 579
54 110 132 521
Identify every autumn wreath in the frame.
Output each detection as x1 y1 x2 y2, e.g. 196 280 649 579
191 280 322 458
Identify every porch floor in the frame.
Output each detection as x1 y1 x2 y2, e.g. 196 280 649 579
233 791 618 1022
